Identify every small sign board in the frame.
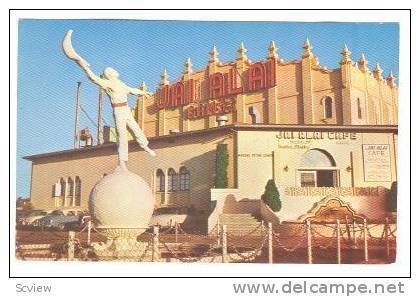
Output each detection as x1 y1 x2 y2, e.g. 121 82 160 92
362 144 392 182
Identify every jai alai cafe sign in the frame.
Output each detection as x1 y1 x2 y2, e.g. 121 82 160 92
154 59 276 119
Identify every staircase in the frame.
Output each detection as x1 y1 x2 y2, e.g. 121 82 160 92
219 213 263 236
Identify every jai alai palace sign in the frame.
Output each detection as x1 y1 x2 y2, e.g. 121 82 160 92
154 59 276 119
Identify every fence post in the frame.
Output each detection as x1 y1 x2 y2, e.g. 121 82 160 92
385 217 390 261
175 223 179 244
306 220 312 264
68 231 75 261
345 215 351 240
152 225 160 262
352 219 357 248
217 220 221 246
222 225 227 263
363 218 369 264
336 219 341 264
268 222 273 264
87 220 92 245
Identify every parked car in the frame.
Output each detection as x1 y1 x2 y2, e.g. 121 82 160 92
36 208 89 231
148 206 188 230
17 209 50 228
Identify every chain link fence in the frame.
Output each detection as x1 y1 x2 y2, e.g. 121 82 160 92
16 218 396 263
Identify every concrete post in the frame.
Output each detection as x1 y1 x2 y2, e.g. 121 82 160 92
268 222 273 264
87 220 92 245
336 219 341 264
306 220 312 264
385 217 390 260
152 226 160 262
175 223 179 244
217 219 221 246
363 218 369 263
352 220 357 248
345 216 351 240
222 225 227 263
68 231 75 261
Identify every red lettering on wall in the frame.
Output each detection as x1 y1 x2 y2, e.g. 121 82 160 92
227 68 243 95
175 82 184 106
155 58 277 111
248 62 266 91
156 80 196 109
209 72 225 98
185 98 236 120
187 106 194 118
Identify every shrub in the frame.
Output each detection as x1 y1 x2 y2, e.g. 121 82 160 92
214 144 228 188
262 179 282 212
387 181 397 212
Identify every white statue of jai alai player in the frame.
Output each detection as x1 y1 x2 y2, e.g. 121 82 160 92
62 30 156 171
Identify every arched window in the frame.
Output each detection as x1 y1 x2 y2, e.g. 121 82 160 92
60 178 66 197
324 97 333 119
67 177 74 197
156 169 165 192
53 181 61 197
75 176 81 206
179 167 191 191
299 149 338 188
168 168 177 192
357 98 363 119
299 149 336 168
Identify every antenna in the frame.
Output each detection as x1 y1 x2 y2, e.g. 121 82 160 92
74 82 81 149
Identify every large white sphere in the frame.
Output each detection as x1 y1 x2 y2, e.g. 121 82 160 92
89 169 154 229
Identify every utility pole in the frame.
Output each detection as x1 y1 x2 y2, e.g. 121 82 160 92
74 82 81 149
97 86 103 145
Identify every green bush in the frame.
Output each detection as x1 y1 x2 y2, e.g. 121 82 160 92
214 144 228 188
387 181 397 212
262 179 282 212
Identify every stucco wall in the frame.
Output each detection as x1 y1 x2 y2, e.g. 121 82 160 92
236 129 397 199
29 130 234 212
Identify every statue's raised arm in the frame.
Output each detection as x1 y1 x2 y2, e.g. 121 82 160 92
62 30 105 88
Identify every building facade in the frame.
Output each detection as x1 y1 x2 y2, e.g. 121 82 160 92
24 39 398 227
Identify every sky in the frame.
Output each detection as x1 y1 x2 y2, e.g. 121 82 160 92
16 19 399 197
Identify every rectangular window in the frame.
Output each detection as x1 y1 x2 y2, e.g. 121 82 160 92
299 170 339 187
300 172 316 187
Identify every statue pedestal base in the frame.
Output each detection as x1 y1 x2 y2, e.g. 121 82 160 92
88 167 156 261
91 228 154 261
